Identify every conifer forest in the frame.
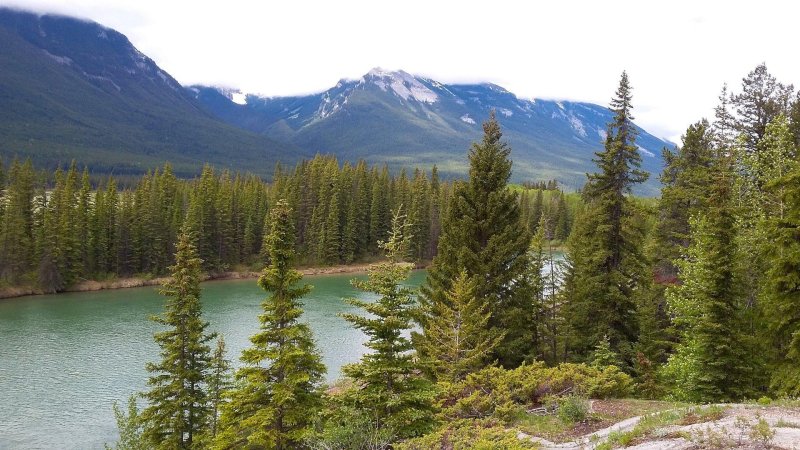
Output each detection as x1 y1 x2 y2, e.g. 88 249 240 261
5 64 800 449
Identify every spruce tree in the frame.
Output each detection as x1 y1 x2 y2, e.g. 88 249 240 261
653 120 715 281
215 199 325 450
732 63 794 153
341 208 435 439
420 112 533 367
763 122 800 395
413 270 502 382
562 72 649 364
206 336 232 441
140 232 215 449
0 160 35 283
663 160 752 402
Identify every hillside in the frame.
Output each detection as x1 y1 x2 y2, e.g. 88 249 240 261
0 8 303 177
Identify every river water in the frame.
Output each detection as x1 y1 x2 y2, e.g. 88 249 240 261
0 270 426 450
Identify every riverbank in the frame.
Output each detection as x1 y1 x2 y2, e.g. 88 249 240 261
0 261 422 300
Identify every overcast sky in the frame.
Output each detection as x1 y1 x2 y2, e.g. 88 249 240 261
2 0 799 143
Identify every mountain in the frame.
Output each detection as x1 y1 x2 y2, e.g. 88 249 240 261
190 68 673 193
0 8 302 177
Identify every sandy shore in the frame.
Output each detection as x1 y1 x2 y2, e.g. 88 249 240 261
0 262 407 300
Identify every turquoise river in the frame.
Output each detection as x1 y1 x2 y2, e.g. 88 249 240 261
0 270 426 449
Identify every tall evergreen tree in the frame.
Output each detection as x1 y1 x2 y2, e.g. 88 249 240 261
215 200 325 450
562 72 649 364
420 112 533 367
663 160 753 401
762 119 800 395
653 120 715 281
140 232 215 449
732 63 794 153
0 160 35 283
341 207 435 439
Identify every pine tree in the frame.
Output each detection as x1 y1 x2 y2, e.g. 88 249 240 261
653 120 715 281
527 215 547 360
76 169 92 277
420 112 533 367
215 199 325 450
0 160 35 283
206 336 232 441
341 207 436 439
732 63 794 153
413 270 502 383
790 92 800 148
562 72 649 364
427 165 442 260
140 232 215 449
185 165 219 270
763 122 800 396
322 183 342 264
663 160 753 402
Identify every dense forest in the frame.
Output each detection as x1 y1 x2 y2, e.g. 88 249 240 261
0 155 572 293
8 62 800 448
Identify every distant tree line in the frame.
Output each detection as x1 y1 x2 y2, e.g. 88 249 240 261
0 155 574 293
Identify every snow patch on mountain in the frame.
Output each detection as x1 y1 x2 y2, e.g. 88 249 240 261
568 115 586 137
498 108 513 117
366 67 438 103
42 49 72 65
230 92 247 105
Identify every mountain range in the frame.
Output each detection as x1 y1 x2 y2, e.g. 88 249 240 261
0 7 672 191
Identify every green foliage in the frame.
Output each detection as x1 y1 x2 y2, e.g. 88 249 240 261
0 159 35 284
437 362 632 423
413 269 502 382
562 72 650 366
663 161 754 402
0 157 448 293
205 336 232 441
590 335 623 369
421 112 534 368
750 416 776 447
140 232 215 449
653 120 715 281
339 207 436 439
105 396 147 450
396 419 538 450
757 396 772 406
215 200 326 449
761 118 800 397
556 394 590 424
308 402 396 450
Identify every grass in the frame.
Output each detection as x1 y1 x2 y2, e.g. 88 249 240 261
512 399 685 443
775 418 800 428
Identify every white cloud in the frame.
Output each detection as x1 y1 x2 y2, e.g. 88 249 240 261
2 0 799 143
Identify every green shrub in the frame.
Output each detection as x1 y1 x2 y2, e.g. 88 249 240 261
395 419 538 450
557 395 590 424
309 401 396 449
438 362 632 423
757 396 772 406
750 416 776 447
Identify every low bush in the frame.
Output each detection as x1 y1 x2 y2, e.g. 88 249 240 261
438 362 632 422
395 419 537 450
